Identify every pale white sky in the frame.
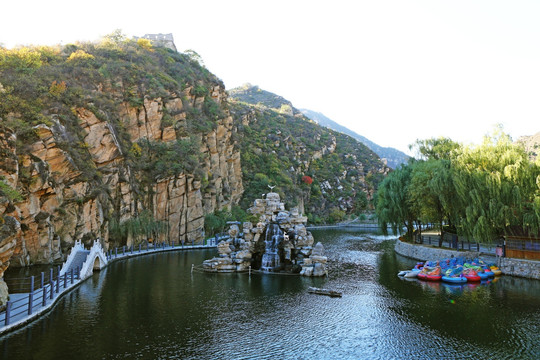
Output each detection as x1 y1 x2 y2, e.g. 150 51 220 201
2 0 539 154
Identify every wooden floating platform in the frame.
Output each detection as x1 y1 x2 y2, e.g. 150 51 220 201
308 287 342 297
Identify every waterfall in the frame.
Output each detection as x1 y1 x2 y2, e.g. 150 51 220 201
261 223 283 272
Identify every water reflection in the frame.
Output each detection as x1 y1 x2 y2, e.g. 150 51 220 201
1 231 539 359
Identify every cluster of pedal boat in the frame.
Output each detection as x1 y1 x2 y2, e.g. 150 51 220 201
398 257 502 283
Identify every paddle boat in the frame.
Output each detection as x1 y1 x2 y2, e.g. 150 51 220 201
478 265 494 278
442 267 467 284
397 262 424 278
490 265 502 276
463 268 481 282
417 266 442 281
398 267 421 278
426 268 442 281
442 275 467 284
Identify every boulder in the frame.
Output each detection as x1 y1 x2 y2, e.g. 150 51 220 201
312 263 328 277
236 249 252 260
310 255 327 264
300 266 313 277
228 224 240 238
236 263 251 272
217 240 232 256
311 242 325 257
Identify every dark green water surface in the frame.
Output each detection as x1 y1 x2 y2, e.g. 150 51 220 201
2 229 540 359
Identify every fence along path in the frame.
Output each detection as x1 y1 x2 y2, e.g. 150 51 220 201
0 236 220 336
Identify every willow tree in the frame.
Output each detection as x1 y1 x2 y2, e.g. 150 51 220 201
406 137 460 244
109 210 168 246
376 164 416 238
410 137 461 161
408 159 455 245
452 129 540 243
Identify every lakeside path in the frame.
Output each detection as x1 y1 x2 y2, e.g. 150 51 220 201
0 242 216 336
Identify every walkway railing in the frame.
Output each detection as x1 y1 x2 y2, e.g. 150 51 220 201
0 237 220 335
418 234 498 255
104 238 222 261
2 266 81 327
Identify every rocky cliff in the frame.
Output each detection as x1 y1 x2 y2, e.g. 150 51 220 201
0 38 242 305
0 86 242 259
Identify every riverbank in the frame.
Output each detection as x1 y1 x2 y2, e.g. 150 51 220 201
0 242 216 336
395 239 540 280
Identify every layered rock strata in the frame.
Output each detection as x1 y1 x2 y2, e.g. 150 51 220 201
0 84 242 306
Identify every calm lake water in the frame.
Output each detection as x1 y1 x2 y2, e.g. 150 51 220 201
2 229 540 359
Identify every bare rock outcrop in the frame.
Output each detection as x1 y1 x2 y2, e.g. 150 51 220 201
0 84 243 307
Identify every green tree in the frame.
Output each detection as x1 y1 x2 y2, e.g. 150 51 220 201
204 213 225 237
328 208 346 224
376 165 416 238
409 137 460 160
453 128 539 242
0 47 43 73
408 159 455 245
100 29 127 49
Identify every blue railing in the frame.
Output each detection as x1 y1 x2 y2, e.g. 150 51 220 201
1 237 219 332
104 238 222 261
2 266 81 326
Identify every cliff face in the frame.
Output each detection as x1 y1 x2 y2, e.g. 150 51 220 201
0 40 243 306
0 85 241 268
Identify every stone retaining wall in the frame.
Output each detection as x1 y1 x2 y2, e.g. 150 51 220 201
395 240 540 280
498 257 540 279
394 240 480 262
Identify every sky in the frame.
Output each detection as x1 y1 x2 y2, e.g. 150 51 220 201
2 0 539 154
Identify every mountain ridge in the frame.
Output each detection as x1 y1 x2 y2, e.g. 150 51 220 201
299 109 409 169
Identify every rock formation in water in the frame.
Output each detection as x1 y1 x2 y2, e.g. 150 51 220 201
202 192 328 276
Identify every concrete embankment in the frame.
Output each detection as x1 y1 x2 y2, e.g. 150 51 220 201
395 239 540 280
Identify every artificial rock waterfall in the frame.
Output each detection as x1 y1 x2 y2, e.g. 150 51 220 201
202 192 328 277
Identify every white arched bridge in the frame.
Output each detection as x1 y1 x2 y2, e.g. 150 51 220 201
59 239 108 280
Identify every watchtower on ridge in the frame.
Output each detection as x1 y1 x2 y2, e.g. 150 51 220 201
134 33 177 52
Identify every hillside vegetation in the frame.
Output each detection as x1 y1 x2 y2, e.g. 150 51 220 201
229 84 389 224
0 33 389 281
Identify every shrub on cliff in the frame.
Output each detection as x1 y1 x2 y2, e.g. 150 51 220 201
0 179 22 202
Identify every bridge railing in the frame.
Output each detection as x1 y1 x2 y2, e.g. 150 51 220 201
1 267 81 327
